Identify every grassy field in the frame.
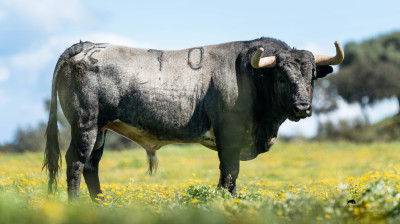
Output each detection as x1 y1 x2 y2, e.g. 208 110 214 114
1 142 400 223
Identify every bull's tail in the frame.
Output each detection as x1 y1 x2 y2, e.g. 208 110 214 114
146 151 158 175
42 58 64 194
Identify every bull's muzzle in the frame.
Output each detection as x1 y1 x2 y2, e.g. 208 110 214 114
293 102 312 118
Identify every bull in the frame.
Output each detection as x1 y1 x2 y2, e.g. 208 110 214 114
43 37 344 201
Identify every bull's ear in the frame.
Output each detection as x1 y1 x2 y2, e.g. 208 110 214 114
316 65 333 78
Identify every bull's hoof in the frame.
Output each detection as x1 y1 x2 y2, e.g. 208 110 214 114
91 193 105 203
216 185 236 196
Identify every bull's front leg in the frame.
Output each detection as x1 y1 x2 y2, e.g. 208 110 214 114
214 116 243 196
217 147 240 195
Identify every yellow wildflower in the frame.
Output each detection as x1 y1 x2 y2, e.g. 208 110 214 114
233 199 241 204
20 178 29 184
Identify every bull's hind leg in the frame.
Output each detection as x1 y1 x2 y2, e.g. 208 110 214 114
83 130 107 201
66 127 98 201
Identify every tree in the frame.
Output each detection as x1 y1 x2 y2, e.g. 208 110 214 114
328 32 400 120
312 79 338 130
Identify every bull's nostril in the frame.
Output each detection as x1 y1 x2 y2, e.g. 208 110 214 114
293 102 311 117
302 104 311 110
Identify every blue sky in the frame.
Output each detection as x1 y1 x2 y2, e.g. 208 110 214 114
0 0 400 143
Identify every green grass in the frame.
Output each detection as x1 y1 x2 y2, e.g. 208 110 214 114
2 142 400 223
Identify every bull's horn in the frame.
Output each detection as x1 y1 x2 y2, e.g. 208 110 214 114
314 41 344 66
251 48 276 68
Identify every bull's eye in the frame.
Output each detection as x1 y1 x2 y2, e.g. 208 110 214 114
311 76 317 87
311 68 317 83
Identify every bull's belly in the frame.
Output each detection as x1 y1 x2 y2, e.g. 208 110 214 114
102 120 274 161
103 120 217 153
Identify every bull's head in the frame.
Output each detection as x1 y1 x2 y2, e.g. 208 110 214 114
251 41 344 121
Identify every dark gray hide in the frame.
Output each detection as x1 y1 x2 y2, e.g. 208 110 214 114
44 38 333 200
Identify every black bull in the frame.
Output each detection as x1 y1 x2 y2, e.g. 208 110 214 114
43 37 343 201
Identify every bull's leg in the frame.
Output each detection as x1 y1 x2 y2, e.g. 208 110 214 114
214 118 243 196
83 130 106 201
217 148 240 195
66 127 97 201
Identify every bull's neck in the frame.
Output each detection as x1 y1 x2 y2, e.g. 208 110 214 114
257 78 287 137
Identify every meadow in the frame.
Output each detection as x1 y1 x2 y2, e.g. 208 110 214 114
1 142 400 223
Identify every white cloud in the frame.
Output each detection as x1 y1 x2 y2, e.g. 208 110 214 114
0 67 10 83
82 33 156 48
2 0 92 31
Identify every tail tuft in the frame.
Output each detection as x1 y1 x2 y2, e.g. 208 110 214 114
43 110 61 193
146 152 158 175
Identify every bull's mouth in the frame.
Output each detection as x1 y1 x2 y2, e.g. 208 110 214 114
288 116 301 122
288 115 308 122
287 112 311 122
287 111 312 122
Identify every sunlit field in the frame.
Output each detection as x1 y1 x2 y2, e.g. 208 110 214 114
1 142 400 223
